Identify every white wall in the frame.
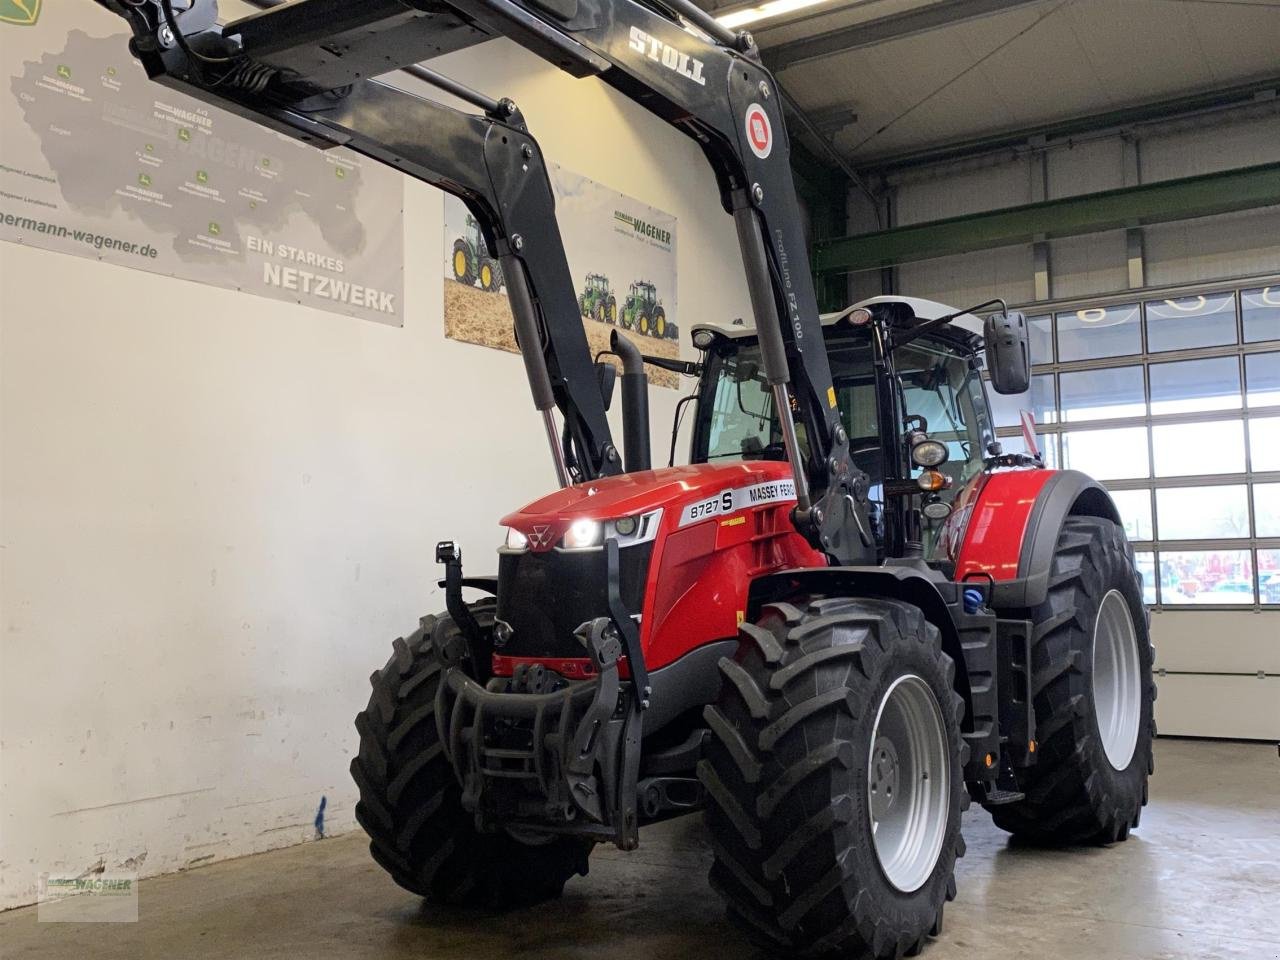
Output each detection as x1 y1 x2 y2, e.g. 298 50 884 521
0 37 751 908
850 110 1280 742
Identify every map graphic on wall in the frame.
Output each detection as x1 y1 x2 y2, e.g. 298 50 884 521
0 6 404 326
444 164 681 387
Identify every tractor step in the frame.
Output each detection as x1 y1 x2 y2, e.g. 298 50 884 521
981 787 1026 805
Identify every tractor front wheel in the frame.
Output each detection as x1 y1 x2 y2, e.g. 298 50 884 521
654 308 667 339
608 297 617 324
987 516 1155 844
479 260 496 292
700 597 967 957
637 309 651 336
351 602 592 907
451 240 473 286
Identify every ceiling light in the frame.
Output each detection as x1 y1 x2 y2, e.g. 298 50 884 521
716 0 839 30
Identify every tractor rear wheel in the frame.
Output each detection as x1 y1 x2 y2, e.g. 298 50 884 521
451 240 473 286
700 597 966 958
351 603 592 906
987 516 1155 844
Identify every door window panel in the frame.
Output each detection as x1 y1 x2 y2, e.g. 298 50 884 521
1134 551 1158 605
1254 483 1280 538
1242 286 1280 343
1060 427 1149 480
1149 356 1240 415
1107 488 1153 541
1250 417 1280 472
1060 366 1145 422
1259 549 1280 605
1155 485 1250 540
1152 420 1245 477
1245 352 1280 407
1159 550 1254 605
1145 293 1237 352
1057 304 1141 362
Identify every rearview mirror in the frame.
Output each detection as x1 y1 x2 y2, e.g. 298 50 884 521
984 311 1031 394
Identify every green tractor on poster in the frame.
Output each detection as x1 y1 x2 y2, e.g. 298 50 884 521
620 279 667 338
578 272 617 324
451 213 503 292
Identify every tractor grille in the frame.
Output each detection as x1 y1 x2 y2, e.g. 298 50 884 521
495 545 651 658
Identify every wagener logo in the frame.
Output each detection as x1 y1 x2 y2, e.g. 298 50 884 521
628 26 705 86
0 0 41 26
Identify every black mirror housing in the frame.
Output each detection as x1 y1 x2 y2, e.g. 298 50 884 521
984 310 1032 395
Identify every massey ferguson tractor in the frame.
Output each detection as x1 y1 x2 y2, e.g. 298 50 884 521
105 1 1155 956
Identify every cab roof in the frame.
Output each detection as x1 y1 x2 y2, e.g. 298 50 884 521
690 296 985 344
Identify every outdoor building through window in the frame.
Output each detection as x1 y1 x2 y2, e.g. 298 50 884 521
995 277 1280 607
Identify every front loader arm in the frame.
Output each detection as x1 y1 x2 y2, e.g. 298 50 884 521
96 0 622 486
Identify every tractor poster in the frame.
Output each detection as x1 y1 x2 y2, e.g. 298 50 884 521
443 164 680 388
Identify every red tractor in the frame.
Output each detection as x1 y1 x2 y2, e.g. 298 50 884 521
107 1 1155 956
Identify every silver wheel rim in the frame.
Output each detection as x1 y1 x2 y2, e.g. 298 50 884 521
1092 589 1141 770
868 674 949 893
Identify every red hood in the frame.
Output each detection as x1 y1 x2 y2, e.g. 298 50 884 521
501 460 795 543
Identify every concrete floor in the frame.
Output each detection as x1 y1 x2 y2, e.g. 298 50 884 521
3 739 1277 960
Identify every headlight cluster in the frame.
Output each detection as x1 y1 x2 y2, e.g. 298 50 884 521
502 509 662 553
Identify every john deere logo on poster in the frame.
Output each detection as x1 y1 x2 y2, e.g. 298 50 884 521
0 0 41 26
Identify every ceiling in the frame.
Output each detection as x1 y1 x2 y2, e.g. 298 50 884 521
696 0 1280 169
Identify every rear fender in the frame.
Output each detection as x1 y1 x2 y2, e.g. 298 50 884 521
951 469 1121 609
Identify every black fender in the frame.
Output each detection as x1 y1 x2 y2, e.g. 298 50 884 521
993 469 1122 610
747 564 975 727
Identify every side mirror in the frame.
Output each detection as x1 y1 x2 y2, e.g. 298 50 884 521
984 311 1031 395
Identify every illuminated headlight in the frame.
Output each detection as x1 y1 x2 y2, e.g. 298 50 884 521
562 518 604 550
504 527 529 550
911 439 950 468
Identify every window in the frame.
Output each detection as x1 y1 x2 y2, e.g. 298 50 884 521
1145 293 1236 352
1057 304 1140 361
1242 286 1280 343
1002 278 1280 607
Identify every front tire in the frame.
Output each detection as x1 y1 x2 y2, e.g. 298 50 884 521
987 516 1155 844
351 604 592 907
451 240 473 286
700 598 967 957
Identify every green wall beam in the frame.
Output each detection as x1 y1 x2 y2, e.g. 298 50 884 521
812 162 1280 276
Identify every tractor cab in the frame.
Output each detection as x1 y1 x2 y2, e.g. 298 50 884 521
689 297 1022 561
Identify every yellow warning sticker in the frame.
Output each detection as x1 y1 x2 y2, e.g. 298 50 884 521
827 386 837 408
736 610 745 624
720 515 747 528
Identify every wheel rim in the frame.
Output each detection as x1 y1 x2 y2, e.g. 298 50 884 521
1092 589 1141 770
453 250 466 278
657 315 666 336
868 674 949 893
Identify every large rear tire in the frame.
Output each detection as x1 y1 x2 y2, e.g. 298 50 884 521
700 597 967 958
351 603 592 907
987 516 1155 844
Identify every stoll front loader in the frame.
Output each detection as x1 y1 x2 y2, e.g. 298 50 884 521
104 1 1155 956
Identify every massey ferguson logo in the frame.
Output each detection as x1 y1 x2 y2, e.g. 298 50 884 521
628 26 706 86
528 525 553 549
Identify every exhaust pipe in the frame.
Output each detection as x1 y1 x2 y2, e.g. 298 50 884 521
610 330 651 473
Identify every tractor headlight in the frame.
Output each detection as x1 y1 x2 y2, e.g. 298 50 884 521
692 328 716 350
562 518 604 550
911 438 950 468
504 527 529 551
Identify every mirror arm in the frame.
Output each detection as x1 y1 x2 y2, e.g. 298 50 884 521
890 298 1006 353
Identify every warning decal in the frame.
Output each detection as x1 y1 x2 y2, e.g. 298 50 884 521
745 103 772 159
